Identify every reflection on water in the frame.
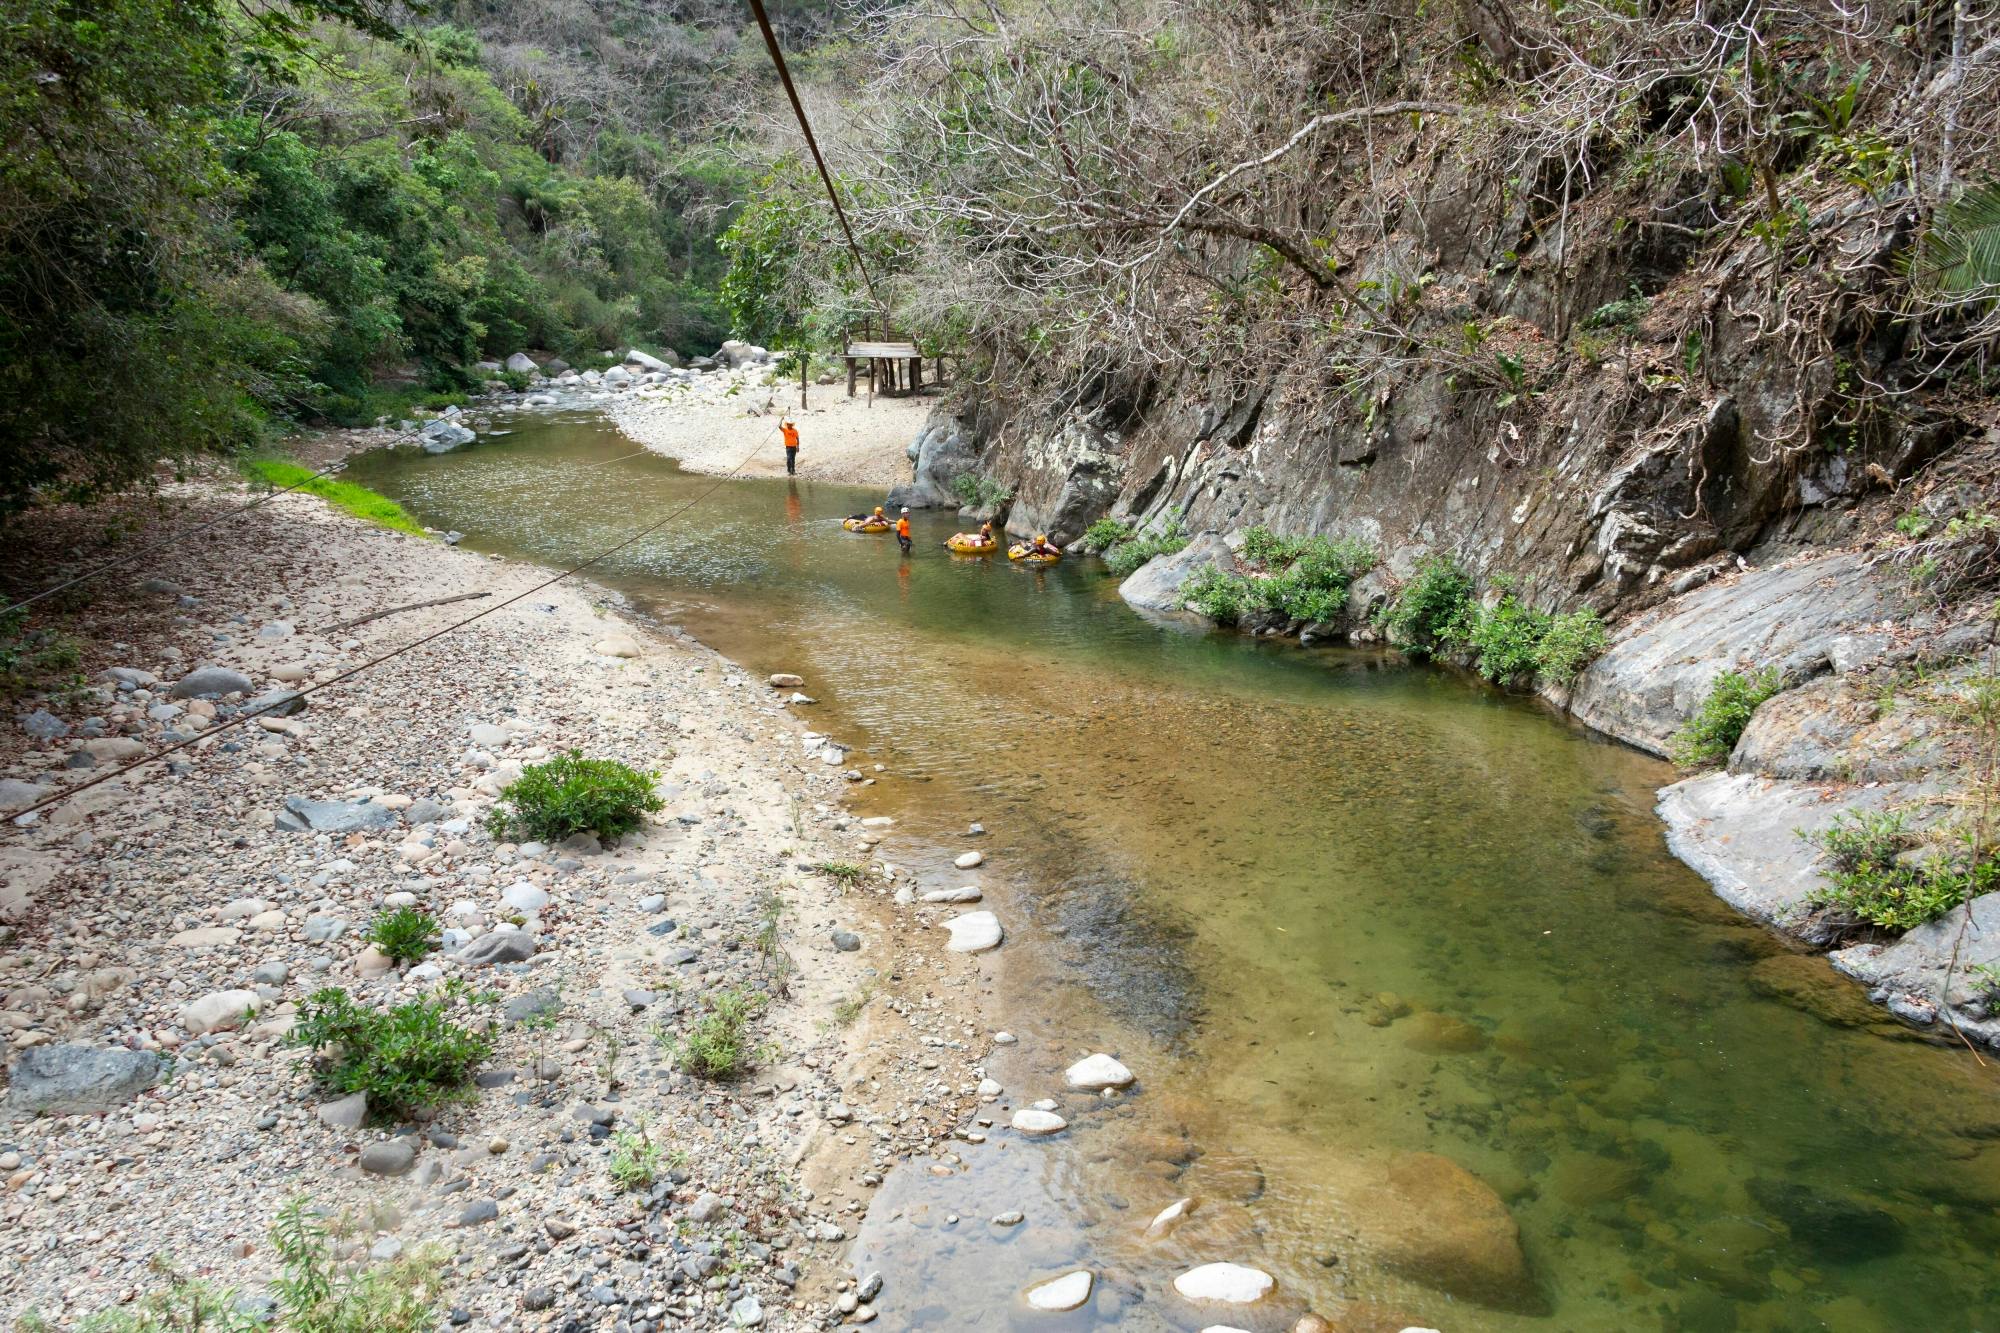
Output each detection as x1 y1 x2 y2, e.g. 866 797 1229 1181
346 418 2000 1332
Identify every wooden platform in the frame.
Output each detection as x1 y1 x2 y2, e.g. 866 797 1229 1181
841 331 935 397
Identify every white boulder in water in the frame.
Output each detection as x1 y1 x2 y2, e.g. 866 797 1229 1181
1064 1053 1134 1091
1173 1263 1274 1305
954 850 983 869
1011 1108 1066 1136
1025 1270 1092 1312
943 910 1002 953
1145 1197 1194 1238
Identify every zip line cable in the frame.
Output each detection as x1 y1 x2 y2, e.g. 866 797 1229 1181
0 460 351 620
744 0 884 320
2 428 779 830
1 440 662 624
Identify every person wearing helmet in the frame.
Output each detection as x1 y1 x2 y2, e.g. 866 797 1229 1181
896 507 913 554
1028 532 1059 556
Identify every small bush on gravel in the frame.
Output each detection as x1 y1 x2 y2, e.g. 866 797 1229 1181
366 907 439 963
486 751 662 844
608 1123 665 1191
1671 667 1783 767
660 988 764 1079
22 1198 444 1332
814 860 865 885
287 982 494 1117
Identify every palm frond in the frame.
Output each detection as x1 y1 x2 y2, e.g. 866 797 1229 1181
1915 180 2000 302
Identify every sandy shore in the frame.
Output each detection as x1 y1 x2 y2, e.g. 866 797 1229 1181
0 471 990 1328
606 372 933 488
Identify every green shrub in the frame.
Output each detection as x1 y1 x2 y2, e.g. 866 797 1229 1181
1671 667 1784 767
1239 524 1303 564
24 1199 445 1333
951 474 1013 508
1100 511 1191 577
287 983 495 1118
1378 555 1475 654
487 751 663 844
1259 535 1375 623
660 987 764 1079
1533 608 1610 685
608 1124 664 1191
1078 517 1135 554
0 610 85 701
1805 811 1996 931
1462 591 1550 684
814 860 866 886
1181 564 1249 624
366 907 440 964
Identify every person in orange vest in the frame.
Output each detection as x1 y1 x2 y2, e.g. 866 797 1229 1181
896 507 913 555
781 418 800 475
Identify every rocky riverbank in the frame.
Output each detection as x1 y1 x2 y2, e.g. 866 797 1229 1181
0 472 999 1328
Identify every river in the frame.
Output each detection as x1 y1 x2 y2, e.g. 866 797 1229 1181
345 411 2000 1332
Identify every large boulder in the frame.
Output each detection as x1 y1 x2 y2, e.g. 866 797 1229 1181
626 348 680 372
888 405 982 509
277 795 398 834
716 340 770 368
1361 1153 1538 1312
1568 552 1910 756
504 352 538 374
1119 533 1231 613
170 666 253 699
1832 893 2000 1046
7 1044 159 1115
420 419 476 454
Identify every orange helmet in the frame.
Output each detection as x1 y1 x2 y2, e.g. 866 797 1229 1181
873 506 884 516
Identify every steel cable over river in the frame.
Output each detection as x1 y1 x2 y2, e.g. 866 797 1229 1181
345 409 2000 1331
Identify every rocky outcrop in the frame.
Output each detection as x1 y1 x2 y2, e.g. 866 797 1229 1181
1832 895 2000 1043
1117 533 1230 613
888 405 981 509
1003 420 1124 546
1568 552 1911 756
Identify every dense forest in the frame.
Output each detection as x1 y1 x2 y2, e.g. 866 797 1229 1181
0 0 839 515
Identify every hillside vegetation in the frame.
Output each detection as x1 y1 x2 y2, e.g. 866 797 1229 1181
0 0 840 517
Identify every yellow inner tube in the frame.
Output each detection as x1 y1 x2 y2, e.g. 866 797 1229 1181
947 534 998 554
843 518 891 533
1008 545 1061 564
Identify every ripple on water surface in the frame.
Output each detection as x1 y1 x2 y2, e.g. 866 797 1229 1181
345 416 2000 1331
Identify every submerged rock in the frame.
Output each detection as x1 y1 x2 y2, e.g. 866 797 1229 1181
1025 1270 1092 1312
1172 1263 1274 1305
1362 1153 1538 1312
943 911 1002 953
1064 1053 1135 1090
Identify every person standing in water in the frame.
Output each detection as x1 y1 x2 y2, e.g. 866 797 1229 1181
896 508 913 555
781 418 800 475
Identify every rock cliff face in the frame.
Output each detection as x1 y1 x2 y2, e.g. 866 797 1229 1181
882 193 1998 1044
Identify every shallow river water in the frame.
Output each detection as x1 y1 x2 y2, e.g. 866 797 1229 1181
347 414 2000 1332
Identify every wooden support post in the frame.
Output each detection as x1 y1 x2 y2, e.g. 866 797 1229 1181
799 348 807 410
847 357 858 397
911 357 922 392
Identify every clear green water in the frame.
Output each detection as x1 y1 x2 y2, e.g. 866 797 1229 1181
347 417 2000 1332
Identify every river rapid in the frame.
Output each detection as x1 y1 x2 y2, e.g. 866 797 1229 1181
345 412 2000 1332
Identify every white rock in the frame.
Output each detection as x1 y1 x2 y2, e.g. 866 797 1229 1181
977 1078 1002 1099
1198 1326 1254 1333
218 897 270 922
245 910 288 932
860 816 894 828
1025 1270 1092 1312
594 635 642 659
993 1031 1017 1045
922 886 982 904
768 673 804 688
502 881 549 913
1064 1053 1135 1091
954 850 984 869
178 989 259 1036
1145 1198 1194 1238
170 927 240 949
943 911 1003 954
1011 1108 1066 1136
1172 1264 1274 1305
469 723 511 748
